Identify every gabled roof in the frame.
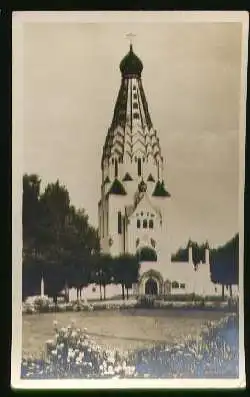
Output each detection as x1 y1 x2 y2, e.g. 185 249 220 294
125 191 161 219
107 178 127 196
152 181 170 197
122 172 133 181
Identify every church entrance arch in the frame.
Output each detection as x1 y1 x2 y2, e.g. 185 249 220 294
145 278 158 295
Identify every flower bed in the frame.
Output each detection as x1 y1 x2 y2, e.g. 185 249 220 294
21 314 239 379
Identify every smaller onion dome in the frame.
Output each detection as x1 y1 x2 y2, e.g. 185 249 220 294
120 44 143 77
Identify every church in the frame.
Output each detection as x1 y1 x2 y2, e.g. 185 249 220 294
97 43 224 298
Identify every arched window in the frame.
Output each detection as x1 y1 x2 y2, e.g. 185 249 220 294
115 159 118 178
137 219 141 229
138 158 142 176
143 219 147 228
149 219 154 229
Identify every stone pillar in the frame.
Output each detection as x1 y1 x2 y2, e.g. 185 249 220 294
188 241 193 264
205 242 210 264
41 275 44 297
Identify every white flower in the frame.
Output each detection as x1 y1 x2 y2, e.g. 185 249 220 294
51 350 57 356
115 364 121 373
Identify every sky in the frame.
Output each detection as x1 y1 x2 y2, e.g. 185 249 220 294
22 20 244 253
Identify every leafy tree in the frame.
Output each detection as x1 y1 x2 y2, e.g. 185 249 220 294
113 254 140 300
91 254 113 301
22 175 100 302
22 174 42 252
210 234 239 297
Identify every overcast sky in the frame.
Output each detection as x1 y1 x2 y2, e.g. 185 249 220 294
22 21 243 253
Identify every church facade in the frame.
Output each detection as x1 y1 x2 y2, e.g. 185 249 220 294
97 44 236 297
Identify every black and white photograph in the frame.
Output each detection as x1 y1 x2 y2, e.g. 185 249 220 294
12 11 248 389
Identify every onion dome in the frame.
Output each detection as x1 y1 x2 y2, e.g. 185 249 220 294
120 44 143 77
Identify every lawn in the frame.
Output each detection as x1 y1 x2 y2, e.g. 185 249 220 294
22 308 226 358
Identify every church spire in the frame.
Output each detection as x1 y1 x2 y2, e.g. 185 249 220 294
102 44 162 166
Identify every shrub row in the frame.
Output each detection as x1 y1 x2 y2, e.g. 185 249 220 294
22 297 237 315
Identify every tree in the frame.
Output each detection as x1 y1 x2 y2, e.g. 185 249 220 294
210 234 239 298
171 241 205 265
113 254 140 300
22 175 100 302
91 254 113 301
22 174 42 252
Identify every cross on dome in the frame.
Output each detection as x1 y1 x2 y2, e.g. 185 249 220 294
126 32 136 47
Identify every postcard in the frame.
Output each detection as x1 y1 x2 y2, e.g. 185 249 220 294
12 11 248 389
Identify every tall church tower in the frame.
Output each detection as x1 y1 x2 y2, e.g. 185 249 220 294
98 44 171 295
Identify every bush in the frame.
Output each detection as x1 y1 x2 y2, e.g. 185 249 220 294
136 295 156 308
21 320 136 379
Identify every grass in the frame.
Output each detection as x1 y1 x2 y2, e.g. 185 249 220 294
22 309 226 359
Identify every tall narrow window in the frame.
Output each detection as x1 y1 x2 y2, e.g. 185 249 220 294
143 219 147 229
106 210 109 235
138 158 142 176
115 159 118 178
149 219 154 229
137 219 141 229
102 211 104 237
118 211 122 234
